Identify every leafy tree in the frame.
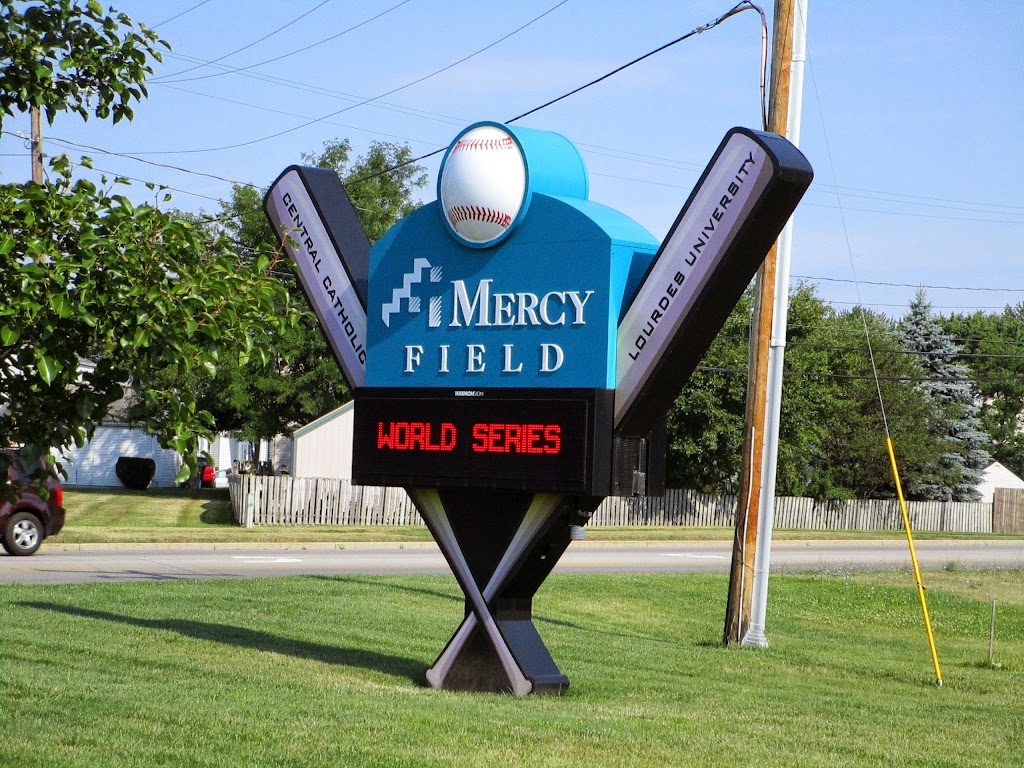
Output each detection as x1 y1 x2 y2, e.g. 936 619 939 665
665 285 954 501
301 139 426 242
173 139 428 454
0 2 294 489
664 289 752 492
665 284 843 495
1 158 293 486
899 290 990 501
941 306 1024 476
771 283 848 496
0 0 166 129
807 307 950 501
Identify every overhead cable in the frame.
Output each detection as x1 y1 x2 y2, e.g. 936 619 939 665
154 0 337 80
134 0 571 155
155 0 417 84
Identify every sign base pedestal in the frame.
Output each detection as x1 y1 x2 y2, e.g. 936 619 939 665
408 487 591 695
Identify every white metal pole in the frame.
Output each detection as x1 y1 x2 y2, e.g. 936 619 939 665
742 0 808 649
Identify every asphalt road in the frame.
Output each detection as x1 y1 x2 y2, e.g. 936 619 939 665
2 539 1022 585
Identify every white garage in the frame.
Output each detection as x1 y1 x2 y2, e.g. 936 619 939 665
291 401 354 480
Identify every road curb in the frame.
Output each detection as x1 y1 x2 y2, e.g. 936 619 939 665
44 538 1010 553
47 539 742 553
49 541 442 552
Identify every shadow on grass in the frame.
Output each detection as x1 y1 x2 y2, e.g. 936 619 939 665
20 601 425 683
199 496 234 526
315 574 462 604
313 575 585 631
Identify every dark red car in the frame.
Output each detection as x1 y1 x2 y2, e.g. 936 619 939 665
2 455 66 556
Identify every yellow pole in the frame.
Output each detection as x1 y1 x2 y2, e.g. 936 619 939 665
885 437 943 687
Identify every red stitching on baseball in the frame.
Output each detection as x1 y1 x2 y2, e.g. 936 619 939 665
451 136 515 153
447 205 513 230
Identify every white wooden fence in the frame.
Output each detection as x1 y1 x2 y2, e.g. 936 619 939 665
591 492 992 532
228 474 994 532
229 474 420 528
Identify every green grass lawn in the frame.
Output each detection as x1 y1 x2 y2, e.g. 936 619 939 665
60 487 435 544
58 487 1023 545
2 570 1021 767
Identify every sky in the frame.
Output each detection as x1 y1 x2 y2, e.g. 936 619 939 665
1 0 1022 321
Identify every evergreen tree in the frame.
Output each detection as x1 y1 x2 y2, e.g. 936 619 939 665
664 285 950 500
899 290 990 501
941 306 1024 476
813 307 949 501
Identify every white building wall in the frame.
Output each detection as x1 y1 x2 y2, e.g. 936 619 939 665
292 402 354 480
206 434 253 471
270 434 293 474
976 461 1024 503
61 426 184 487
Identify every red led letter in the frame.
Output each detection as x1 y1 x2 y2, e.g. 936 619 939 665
544 424 561 454
377 422 395 449
472 423 488 452
441 423 457 451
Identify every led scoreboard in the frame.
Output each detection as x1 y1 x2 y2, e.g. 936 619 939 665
352 388 613 494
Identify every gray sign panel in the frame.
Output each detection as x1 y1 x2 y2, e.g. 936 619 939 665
265 167 369 388
614 128 813 437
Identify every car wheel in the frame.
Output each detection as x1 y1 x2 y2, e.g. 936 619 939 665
2 511 43 556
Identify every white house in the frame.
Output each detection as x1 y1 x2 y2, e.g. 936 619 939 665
57 361 295 486
59 386 255 486
291 401 354 480
61 426 186 487
976 460 1024 503
61 427 286 487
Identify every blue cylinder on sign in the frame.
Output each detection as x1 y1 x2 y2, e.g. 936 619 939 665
437 121 590 249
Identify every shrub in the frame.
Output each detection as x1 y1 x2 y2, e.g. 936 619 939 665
115 457 156 490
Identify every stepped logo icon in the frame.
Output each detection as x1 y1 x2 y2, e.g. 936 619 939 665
381 258 444 328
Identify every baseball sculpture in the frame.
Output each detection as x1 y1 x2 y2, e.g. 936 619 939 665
438 123 528 248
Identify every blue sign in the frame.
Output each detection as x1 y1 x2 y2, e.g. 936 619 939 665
366 122 659 390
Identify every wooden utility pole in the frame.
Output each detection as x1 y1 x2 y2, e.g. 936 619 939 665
723 0 796 646
30 106 44 184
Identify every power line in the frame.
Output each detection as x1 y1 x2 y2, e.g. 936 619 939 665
341 3 767 190
792 275 1024 293
588 170 1023 224
718 335 1024 361
71 8 1017 219
151 0 217 29
156 82 717 178
151 46 1018 217
62 8 1012 229
803 181 1024 214
84 165 224 203
154 0 337 80
809 203 1021 225
26 2 1012 243
784 322 1024 349
134 81 1024 223
696 366 1024 384
31 133 255 188
823 299 1018 311
507 1 766 125
157 83 442 151
577 144 704 172
154 53 466 129
801 185 1024 216
130 0 571 155
155 0 416 84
